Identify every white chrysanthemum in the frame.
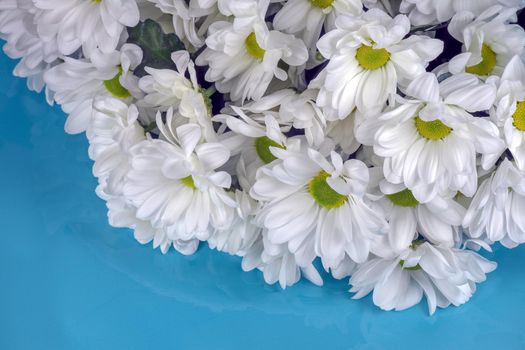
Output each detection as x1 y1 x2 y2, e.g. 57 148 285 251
310 8 443 119
148 0 243 51
491 55 525 170
138 51 198 109
367 72 504 202
0 0 59 96
350 241 497 314
463 158 525 248
251 142 386 268
371 181 465 251
325 112 361 155
242 232 323 289
447 6 525 78
277 89 328 148
216 106 289 189
147 0 205 50
196 0 308 101
123 114 237 242
273 0 363 59
231 88 328 148
87 97 145 196
137 50 218 141
208 190 261 255
399 0 525 26
33 0 140 57
44 44 143 134
106 196 199 255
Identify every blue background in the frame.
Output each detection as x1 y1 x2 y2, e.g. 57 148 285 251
1 50 525 350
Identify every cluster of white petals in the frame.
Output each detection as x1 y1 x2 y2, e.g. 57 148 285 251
3 0 525 315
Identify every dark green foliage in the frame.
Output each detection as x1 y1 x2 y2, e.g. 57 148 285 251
127 19 185 77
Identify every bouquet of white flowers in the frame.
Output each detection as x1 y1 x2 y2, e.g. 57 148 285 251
2 0 525 315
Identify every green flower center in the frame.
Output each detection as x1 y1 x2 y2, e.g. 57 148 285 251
254 136 285 164
308 171 347 209
465 44 497 76
245 32 265 60
415 117 452 140
399 259 421 271
386 189 419 207
103 66 131 98
512 101 525 131
199 87 213 116
310 0 334 8
355 45 390 70
180 175 196 189
409 239 425 250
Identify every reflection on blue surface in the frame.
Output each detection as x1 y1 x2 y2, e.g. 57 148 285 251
0 51 524 350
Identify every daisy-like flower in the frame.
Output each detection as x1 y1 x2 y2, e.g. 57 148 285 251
148 0 243 51
216 106 289 189
273 0 363 59
44 44 143 134
463 158 525 248
208 190 261 256
399 0 525 26
33 0 140 58
491 55 525 170
0 0 59 97
325 112 361 155
350 241 497 314
310 8 443 119
123 113 237 243
87 97 146 197
277 89 328 148
251 142 386 269
231 88 328 148
447 6 525 78
147 0 206 50
242 231 323 289
138 51 218 141
106 196 199 255
368 72 504 202
373 181 465 251
138 51 198 110
195 0 308 101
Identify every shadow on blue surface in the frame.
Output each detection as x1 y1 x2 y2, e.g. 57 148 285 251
0 51 524 350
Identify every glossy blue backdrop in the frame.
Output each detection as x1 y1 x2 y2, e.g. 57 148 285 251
1 50 524 350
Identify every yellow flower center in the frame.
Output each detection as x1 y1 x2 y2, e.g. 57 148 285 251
386 189 419 207
103 66 131 98
512 101 525 131
355 45 390 70
465 44 497 76
310 0 334 8
245 32 265 60
254 136 285 164
415 117 452 140
180 175 196 189
308 171 347 209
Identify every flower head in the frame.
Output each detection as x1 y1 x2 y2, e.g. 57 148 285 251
124 114 236 242
447 6 525 77
365 72 504 202
350 241 497 314
33 0 140 57
196 0 308 101
311 9 443 119
251 141 386 268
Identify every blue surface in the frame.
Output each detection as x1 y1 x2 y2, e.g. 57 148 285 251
1 51 525 350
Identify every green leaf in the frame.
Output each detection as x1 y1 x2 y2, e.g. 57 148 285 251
127 19 185 77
